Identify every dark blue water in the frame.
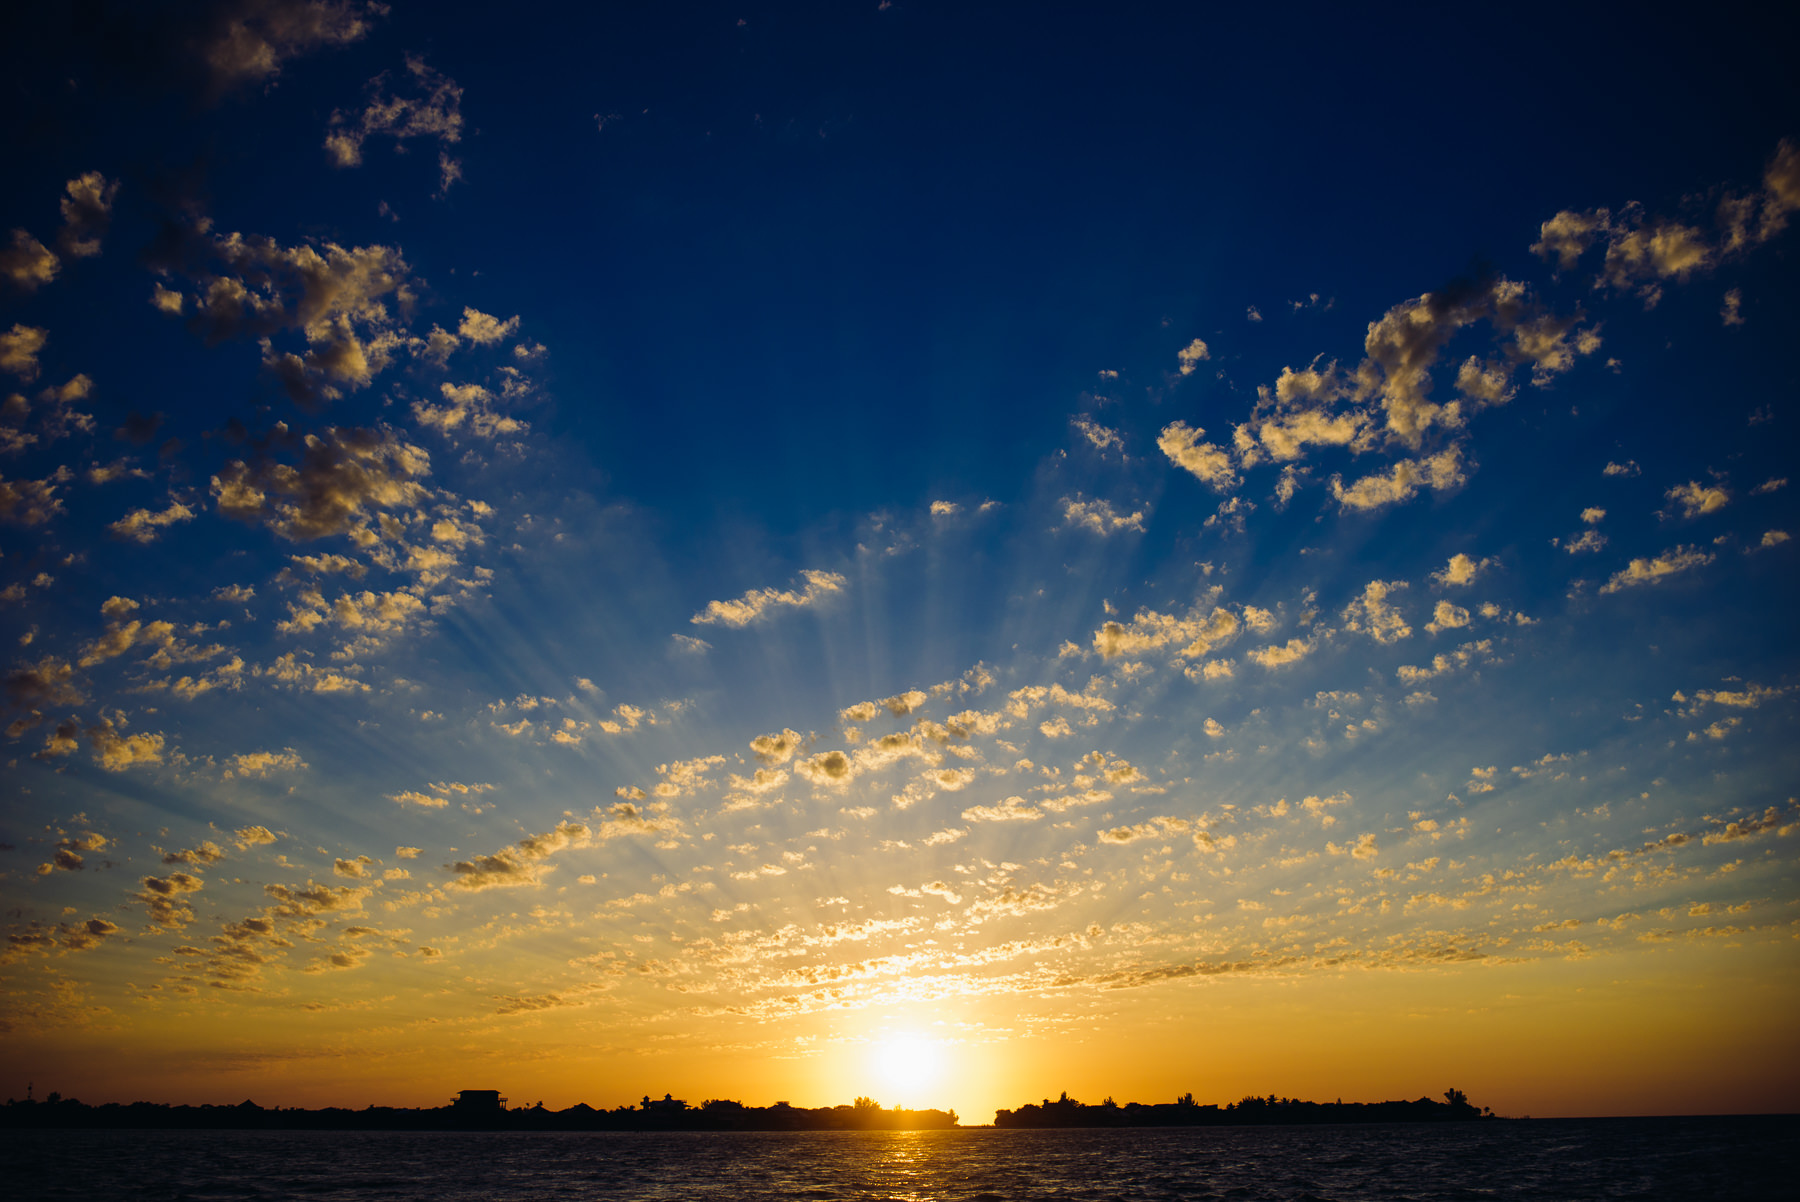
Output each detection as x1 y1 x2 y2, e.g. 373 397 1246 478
3 1118 1793 1200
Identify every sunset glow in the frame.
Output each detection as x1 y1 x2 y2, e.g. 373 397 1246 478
872 1034 943 1102
1 2 1796 1127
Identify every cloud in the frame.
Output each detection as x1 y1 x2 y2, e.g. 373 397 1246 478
109 500 197 543
961 795 1042 822
5 656 81 710
750 728 805 764
325 56 464 194
1425 600 1470 634
264 879 371 918
40 832 108 873
1327 832 1380 860
333 855 374 878
1721 288 1745 326
457 307 518 345
1060 496 1146 536
726 767 789 796
276 587 427 645
795 749 856 788
1561 529 1606 554
57 173 120 259
227 749 306 777
1176 338 1210 375
86 718 167 771
0 325 46 381
447 820 591 891
1302 792 1353 823
1600 545 1714 594
1532 204 1709 303
1246 637 1312 668
1 916 121 958
1093 605 1239 660
213 426 431 541
199 0 384 95
0 230 59 293
235 826 279 849
1072 416 1124 455
594 802 682 842
78 614 224 670
691 569 845 628
1098 816 1188 844
1663 480 1730 519
1603 460 1641 478
1531 140 1799 308
138 871 204 927
1700 805 1795 846
1158 421 1239 492
653 755 725 797
671 633 711 654
164 841 226 866
413 383 526 441
1395 638 1494 685
1341 580 1411 644
1433 553 1491 587
1331 445 1467 511
152 222 413 406
0 468 72 526
1354 277 1592 447
1234 368 1368 466
840 692 930 729
262 652 369 693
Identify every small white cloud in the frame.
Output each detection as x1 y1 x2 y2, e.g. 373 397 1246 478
1176 338 1210 375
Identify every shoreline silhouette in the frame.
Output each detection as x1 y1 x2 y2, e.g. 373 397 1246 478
0 1088 1498 1130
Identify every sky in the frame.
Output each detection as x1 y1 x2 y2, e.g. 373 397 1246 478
2 0 1797 1122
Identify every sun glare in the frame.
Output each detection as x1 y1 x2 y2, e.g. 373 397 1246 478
872 1034 942 1102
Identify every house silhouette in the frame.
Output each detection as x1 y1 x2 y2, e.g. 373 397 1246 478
453 1090 505 1111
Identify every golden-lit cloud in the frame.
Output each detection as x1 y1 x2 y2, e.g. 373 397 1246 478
1600 545 1714 593
325 55 463 195
446 820 591 891
200 0 383 94
1340 580 1411 644
1432 552 1492 586
1060 495 1146 536
57 172 119 259
0 230 59 293
212 426 431 541
1331 446 1466 510
1663 480 1730 519
1176 337 1210 374
109 500 197 543
0 324 47 381
691 569 846 628
1158 421 1239 491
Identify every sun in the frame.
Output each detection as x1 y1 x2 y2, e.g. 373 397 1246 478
870 1033 943 1101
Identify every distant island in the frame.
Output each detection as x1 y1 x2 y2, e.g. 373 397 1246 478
994 1088 1493 1127
0 1090 958 1131
0 1087 1493 1130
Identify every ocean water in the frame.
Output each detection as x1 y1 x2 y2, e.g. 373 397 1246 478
3 1117 1794 1200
